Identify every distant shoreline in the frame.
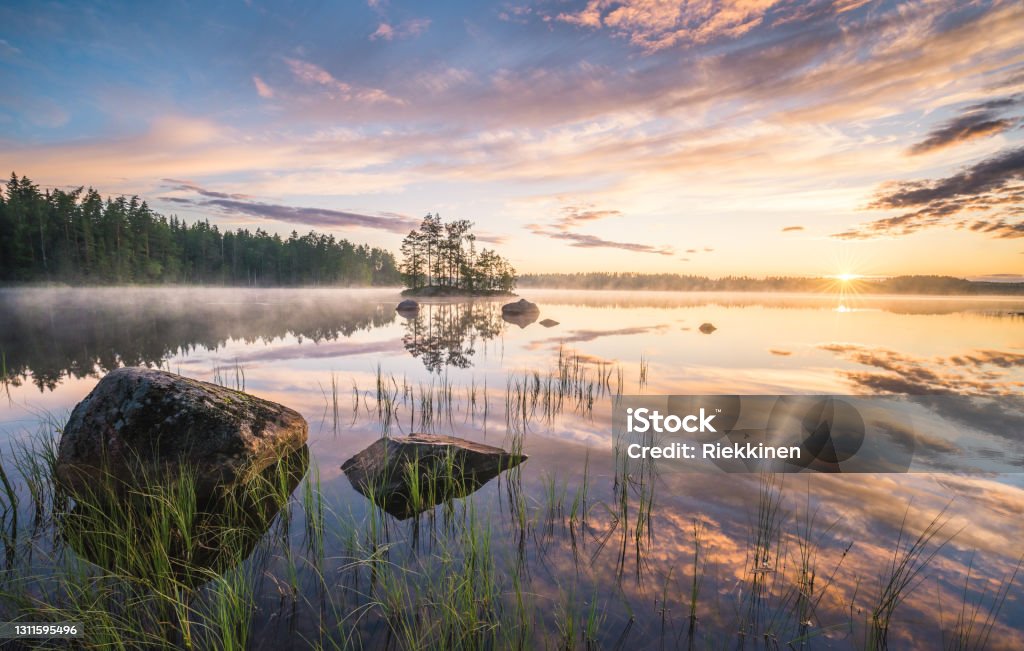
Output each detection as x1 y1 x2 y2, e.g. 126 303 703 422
517 273 1024 296
2 273 1024 297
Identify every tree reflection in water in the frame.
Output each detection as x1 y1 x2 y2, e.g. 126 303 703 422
0 289 395 391
399 301 505 373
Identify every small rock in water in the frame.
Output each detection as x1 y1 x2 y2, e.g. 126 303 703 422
396 299 419 313
539 318 559 327
341 434 527 519
56 367 308 499
699 322 717 334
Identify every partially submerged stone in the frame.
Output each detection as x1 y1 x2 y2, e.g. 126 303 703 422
63 445 308 589
341 434 527 519
56 367 308 499
699 322 717 334
539 318 559 327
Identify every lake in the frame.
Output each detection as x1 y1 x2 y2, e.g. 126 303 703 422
1 287 1022 650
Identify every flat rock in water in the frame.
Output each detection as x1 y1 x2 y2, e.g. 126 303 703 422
341 434 527 519
396 299 420 313
699 322 717 334
539 318 559 327
56 367 308 498
501 298 540 315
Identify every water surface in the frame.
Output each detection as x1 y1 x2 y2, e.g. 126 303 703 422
1 288 1022 649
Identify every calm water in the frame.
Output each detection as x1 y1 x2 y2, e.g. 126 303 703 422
1 287 1023 649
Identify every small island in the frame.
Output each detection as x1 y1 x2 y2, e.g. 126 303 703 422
399 213 516 296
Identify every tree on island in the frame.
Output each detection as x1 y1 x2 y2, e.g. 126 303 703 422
400 213 515 294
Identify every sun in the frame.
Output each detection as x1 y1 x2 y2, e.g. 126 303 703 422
824 268 868 312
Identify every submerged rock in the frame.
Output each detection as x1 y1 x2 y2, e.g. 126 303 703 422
501 298 540 315
699 322 717 334
539 318 559 327
396 299 420 313
56 367 308 499
341 434 527 519
63 445 308 589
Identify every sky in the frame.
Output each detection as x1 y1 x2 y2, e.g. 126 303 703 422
0 0 1022 278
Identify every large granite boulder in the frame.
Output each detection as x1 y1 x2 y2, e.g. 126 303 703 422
501 298 539 316
56 367 308 498
341 434 527 519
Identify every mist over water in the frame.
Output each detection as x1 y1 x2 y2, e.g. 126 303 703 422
1 287 1023 648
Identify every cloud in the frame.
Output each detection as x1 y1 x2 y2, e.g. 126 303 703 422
527 223 675 255
204 198 418 233
0 39 20 57
498 5 534 23
162 178 254 200
819 343 1024 396
525 203 675 255
284 57 399 104
370 23 395 40
554 0 786 52
782 225 804 232
370 18 430 41
233 339 402 362
476 232 508 245
908 95 1022 155
165 182 419 233
834 146 1024 239
553 204 622 230
252 75 275 99
526 325 668 349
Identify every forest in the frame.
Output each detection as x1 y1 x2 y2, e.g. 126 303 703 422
399 213 516 294
0 174 401 286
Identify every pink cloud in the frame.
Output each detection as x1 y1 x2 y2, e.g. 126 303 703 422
252 75 274 99
370 18 431 41
283 57 401 104
370 23 395 40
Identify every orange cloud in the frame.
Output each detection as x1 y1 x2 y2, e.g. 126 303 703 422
556 0 785 51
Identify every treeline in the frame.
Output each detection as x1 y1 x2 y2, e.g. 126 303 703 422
400 214 515 293
0 173 401 286
518 272 1024 295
